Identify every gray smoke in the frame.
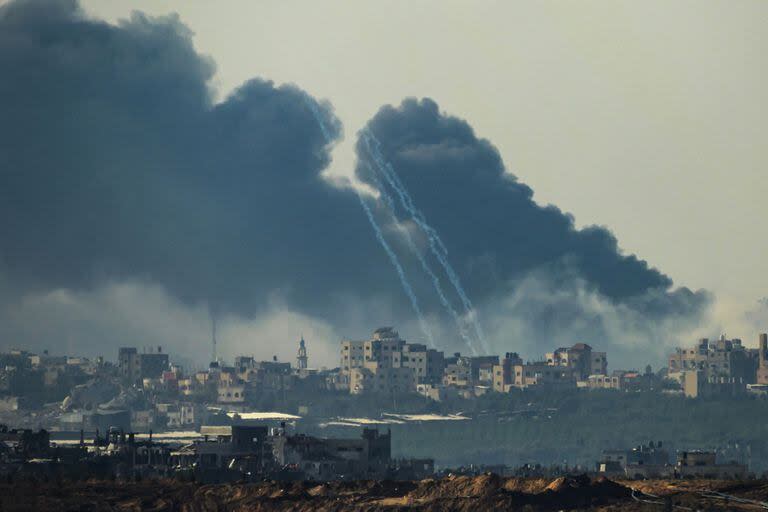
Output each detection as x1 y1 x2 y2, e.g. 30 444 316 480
0 1 711 367
355 98 711 366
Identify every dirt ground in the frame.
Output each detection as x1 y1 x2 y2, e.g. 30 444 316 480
0 475 766 511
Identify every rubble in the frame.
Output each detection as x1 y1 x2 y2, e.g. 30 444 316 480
4 474 765 511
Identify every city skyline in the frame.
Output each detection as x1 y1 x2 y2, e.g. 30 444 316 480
2 1 767 505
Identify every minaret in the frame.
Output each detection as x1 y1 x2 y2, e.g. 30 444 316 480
297 336 308 370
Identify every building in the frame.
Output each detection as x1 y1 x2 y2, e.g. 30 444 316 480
350 362 414 395
492 352 523 393
242 359 293 393
340 340 365 374
139 349 170 380
217 382 246 404
580 374 622 390
172 425 394 483
341 327 442 394
546 343 607 379
444 353 499 389
178 377 196 396
517 362 577 389
183 425 271 482
682 370 748 398
490 360 577 391
118 347 140 382
668 335 757 386
297 336 308 370
156 402 197 428
118 347 169 383
597 442 671 479
675 451 747 479
401 343 444 385
272 428 391 481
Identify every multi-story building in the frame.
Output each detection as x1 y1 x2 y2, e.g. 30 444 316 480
443 357 471 387
139 350 170 380
339 340 365 389
515 362 577 389
675 451 747 479
492 352 523 393
118 347 141 382
118 347 169 383
493 358 578 391
443 353 499 388
272 428 391 481
668 335 758 389
341 327 443 394
546 343 606 379
350 361 414 394
682 370 748 398
236 358 293 392
217 382 246 404
178 377 196 396
401 343 444 385
668 335 756 379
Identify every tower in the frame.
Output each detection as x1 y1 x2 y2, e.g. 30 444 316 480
297 336 308 370
211 312 218 363
758 333 768 385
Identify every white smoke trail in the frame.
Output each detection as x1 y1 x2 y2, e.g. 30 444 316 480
365 163 477 354
304 99 434 346
356 193 435 346
360 129 490 354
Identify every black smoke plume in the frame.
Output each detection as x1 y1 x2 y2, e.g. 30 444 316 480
0 1 709 365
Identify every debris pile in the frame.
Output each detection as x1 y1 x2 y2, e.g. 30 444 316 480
2 474 765 511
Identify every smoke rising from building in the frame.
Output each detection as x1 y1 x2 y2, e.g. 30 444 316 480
0 0 711 367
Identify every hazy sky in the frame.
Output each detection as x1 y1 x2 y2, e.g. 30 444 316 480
2 0 765 367
78 0 766 314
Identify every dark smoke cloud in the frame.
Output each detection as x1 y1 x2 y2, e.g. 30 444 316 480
0 0 393 325
356 98 710 362
0 1 709 365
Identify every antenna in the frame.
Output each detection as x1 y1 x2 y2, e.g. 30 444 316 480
210 308 218 363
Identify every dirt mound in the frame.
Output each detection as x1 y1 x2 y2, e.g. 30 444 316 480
545 474 592 492
534 474 632 509
503 477 552 494
409 472 503 500
0 475 719 511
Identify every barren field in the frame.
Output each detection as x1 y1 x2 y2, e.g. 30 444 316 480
1 475 767 511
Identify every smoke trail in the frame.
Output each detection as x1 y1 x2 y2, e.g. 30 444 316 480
304 99 434 346
365 163 478 354
360 130 490 354
356 193 435 346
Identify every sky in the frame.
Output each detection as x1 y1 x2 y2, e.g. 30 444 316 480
78 0 766 307
0 0 768 365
